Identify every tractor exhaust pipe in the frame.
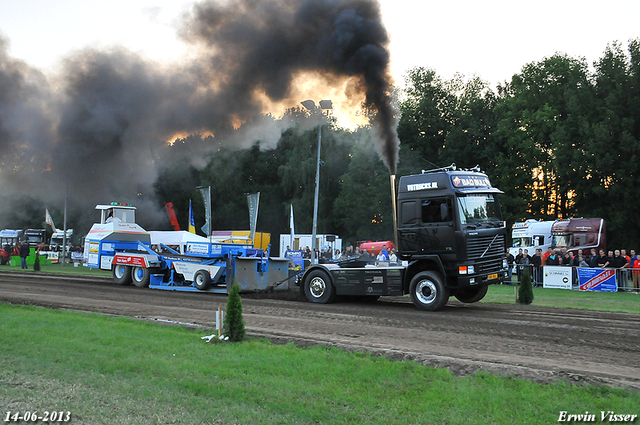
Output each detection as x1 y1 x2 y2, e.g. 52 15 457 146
390 174 398 250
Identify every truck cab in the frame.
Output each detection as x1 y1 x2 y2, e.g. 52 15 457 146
551 218 606 254
397 168 507 291
509 219 555 258
83 203 151 270
24 229 46 248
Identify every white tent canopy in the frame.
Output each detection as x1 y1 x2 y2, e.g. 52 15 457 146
149 231 210 254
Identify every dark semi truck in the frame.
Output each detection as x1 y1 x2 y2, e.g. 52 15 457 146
299 165 508 311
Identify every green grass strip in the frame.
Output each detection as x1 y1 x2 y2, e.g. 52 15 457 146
483 284 640 314
0 303 638 424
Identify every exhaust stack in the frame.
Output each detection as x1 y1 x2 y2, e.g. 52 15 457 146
390 174 398 250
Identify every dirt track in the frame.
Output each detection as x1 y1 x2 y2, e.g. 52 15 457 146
1 271 639 390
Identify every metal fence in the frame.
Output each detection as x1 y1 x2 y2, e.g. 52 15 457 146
508 264 640 292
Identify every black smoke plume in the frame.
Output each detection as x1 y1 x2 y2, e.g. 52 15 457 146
0 0 399 231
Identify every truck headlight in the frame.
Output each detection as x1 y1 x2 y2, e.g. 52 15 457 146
458 265 475 275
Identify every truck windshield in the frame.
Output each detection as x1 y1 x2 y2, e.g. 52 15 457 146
457 194 502 225
512 237 532 248
552 234 572 248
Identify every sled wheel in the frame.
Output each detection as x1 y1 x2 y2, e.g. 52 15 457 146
194 270 211 290
113 264 132 285
131 266 151 288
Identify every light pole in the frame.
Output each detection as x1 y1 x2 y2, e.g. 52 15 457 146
301 99 333 264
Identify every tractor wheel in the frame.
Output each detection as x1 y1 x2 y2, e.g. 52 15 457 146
131 266 151 288
304 270 336 304
113 264 132 285
409 271 449 311
454 285 488 303
194 270 211 290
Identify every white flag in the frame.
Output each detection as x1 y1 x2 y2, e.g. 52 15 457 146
247 193 260 244
45 209 58 233
290 204 295 249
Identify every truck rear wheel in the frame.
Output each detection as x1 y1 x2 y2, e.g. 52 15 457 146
113 264 132 285
304 270 336 304
454 285 488 303
194 270 211 290
409 271 449 311
131 266 151 288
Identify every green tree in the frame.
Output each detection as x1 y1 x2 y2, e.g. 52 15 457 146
333 130 394 243
493 53 593 223
581 40 640 248
397 67 456 171
223 281 245 342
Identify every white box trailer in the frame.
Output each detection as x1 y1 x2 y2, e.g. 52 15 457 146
279 234 342 257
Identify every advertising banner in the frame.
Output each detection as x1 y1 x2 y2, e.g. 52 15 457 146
543 266 572 289
577 268 618 292
285 250 304 270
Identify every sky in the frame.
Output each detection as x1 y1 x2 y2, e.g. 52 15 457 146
0 0 638 88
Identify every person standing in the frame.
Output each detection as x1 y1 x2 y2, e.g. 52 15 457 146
597 250 610 268
546 249 560 266
380 245 390 261
588 248 600 268
19 240 30 269
530 248 543 286
389 249 398 265
633 254 640 293
518 249 531 281
542 247 554 266
506 249 515 282
630 249 639 292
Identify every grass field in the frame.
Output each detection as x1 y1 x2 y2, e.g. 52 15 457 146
1 303 638 425
482 284 640 314
2 261 112 277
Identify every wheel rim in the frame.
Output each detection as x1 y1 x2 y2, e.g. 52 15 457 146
309 276 326 298
133 267 144 282
114 265 125 279
195 274 203 286
416 279 437 305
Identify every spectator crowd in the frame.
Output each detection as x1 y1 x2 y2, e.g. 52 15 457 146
507 247 640 292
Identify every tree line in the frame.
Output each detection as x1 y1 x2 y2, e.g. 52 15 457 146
10 39 639 251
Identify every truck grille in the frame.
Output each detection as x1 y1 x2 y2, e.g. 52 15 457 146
467 234 505 260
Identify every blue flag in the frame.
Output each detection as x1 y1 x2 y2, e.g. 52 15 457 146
188 200 196 234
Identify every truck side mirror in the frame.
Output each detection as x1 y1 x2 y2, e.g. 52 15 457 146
440 203 450 222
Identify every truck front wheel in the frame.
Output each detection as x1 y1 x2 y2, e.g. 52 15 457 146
409 271 449 311
304 270 336 304
454 285 488 303
113 264 132 285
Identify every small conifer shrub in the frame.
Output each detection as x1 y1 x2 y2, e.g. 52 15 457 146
33 253 41 272
223 281 246 342
518 269 534 305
